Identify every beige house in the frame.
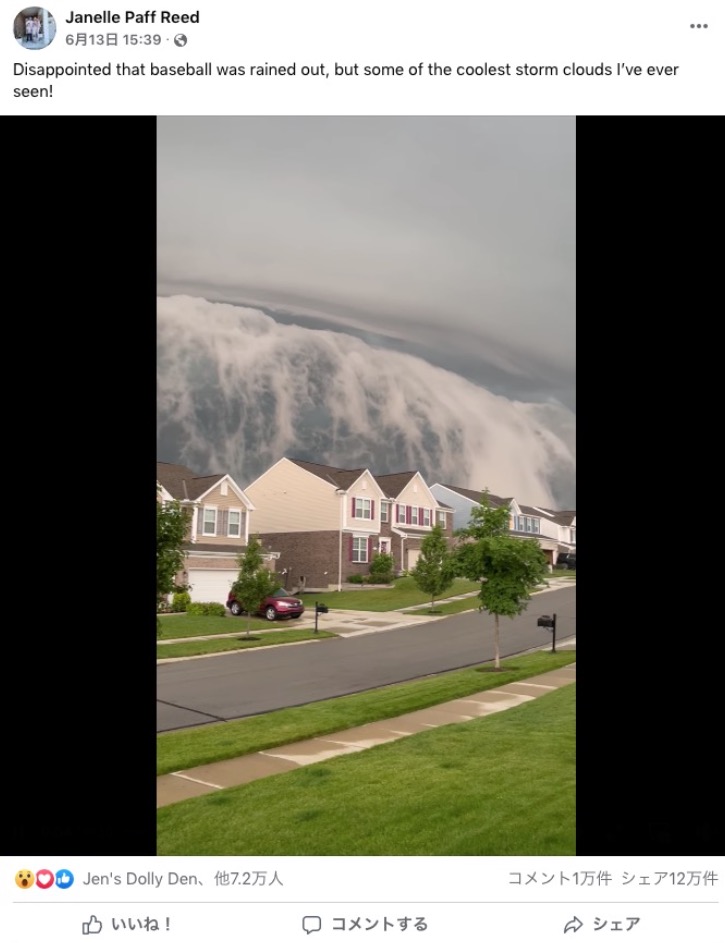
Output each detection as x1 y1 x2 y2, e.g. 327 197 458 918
244 458 453 591
374 471 454 571
157 461 258 603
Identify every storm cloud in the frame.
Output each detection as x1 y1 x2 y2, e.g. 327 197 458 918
157 118 575 503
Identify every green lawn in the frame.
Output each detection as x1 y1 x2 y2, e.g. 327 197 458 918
157 683 575 855
300 576 481 611
403 597 483 617
158 629 337 659
157 650 576 774
158 613 253 640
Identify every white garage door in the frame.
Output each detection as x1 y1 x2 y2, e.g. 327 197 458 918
406 549 421 570
188 569 237 604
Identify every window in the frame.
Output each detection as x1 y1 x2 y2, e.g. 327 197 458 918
202 508 217 536
436 510 446 527
422 508 431 526
380 502 389 523
379 539 389 554
228 510 241 537
410 506 419 525
352 536 369 563
514 515 540 534
352 497 373 520
397 504 407 523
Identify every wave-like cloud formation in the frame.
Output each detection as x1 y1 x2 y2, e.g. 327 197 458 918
158 296 575 507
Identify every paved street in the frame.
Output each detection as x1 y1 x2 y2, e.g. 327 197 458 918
157 585 575 732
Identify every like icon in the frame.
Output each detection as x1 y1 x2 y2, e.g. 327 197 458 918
56 869 74 889
36 869 55 889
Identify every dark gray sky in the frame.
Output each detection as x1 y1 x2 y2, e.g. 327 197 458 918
157 117 575 412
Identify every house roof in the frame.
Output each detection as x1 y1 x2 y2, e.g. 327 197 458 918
157 462 224 501
373 471 418 498
390 526 429 538
518 503 548 517
437 483 512 507
289 459 368 490
543 509 576 525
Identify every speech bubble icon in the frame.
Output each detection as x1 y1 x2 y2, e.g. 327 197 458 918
302 916 322 934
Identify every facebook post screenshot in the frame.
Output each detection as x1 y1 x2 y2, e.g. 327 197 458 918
5 2 722 942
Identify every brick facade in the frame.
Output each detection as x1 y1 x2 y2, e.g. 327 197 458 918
260 530 341 590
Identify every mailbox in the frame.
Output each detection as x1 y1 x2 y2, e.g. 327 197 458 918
316 604 329 614
537 612 557 653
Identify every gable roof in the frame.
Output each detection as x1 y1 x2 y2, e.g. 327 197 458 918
518 503 549 517
157 462 225 501
289 459 368 491
538 508 576 525
436 483 512 508
373 471 418 499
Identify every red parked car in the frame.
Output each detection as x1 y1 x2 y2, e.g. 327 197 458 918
226 587 305 621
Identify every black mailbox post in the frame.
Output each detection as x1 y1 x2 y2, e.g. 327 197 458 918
537 613 557 653
314 602 329 634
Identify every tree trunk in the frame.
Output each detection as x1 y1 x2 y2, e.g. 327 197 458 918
494 613 500 669
246 615 252 638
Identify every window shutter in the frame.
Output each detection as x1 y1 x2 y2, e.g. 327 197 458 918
371 500 375 519
352 497 356 517
220 509 228 535
197 507 204 535
368 537 372 561
407 506 411 524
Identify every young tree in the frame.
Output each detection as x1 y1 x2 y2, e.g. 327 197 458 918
456 492 549 668
156 490 191 636
231 535 280 637
411 524 457 611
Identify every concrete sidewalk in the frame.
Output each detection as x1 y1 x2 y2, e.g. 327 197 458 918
157 659 575 808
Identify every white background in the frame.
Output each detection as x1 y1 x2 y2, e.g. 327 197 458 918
7 857 723 942
6 0 722 115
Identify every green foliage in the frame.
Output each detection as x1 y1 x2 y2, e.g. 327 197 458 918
171 591 191 612
157 489 190 606
455 491 549 667
186 602 226 617
411 525 457 609
232 535 281 635
368 552 395 584
347 574 366 584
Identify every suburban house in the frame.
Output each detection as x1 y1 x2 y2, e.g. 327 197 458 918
157 461 258 603
243 458 454 591
535 507 576 559
430 482 570 566
429 483 512 533
373 471 454 572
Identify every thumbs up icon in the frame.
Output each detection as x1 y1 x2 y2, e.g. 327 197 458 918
82 915 103 935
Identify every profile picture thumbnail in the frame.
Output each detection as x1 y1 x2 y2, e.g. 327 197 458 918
14 7 56 49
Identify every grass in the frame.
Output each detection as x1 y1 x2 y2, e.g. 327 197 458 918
157 629 337 659
157 683 575 855
300 576 481 611
157 650 576 774
158 613 257 640
402 597 483 617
